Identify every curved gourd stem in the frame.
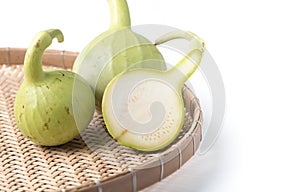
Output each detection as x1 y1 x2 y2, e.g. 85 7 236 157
108 0 131 29
24 29 64 83
155 31 205 85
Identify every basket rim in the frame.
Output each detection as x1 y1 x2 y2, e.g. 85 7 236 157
0 47 203 192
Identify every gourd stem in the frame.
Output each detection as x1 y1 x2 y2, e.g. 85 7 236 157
107 0 131 29
24 29 64 83
155 31 205 85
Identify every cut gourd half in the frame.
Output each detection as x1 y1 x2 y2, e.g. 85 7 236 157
102 31 205 151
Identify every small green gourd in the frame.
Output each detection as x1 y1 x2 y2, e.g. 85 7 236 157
72 0 166 107
102 31 205 151
14 29 95 146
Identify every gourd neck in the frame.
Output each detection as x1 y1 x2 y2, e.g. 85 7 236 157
24 29 64 83
168 49 203 85
108 0 131 29
155 31 205 85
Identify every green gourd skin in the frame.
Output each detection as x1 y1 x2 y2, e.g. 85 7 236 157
102 31 205 151
14 29 95 146
72 0 166 107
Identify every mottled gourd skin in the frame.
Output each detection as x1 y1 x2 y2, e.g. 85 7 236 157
14 71 95 146
14 29 95 146
72 0 166 107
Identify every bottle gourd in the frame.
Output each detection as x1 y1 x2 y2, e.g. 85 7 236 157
73 0 166 107
102 31 205 151
14 29 95 146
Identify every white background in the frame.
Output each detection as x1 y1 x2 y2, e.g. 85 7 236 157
1 0 300 191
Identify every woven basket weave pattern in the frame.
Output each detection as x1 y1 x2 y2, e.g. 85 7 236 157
0 49 202 192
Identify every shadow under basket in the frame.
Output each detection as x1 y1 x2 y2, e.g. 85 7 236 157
0 48 203 192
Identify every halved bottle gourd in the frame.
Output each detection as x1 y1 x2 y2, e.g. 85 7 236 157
14 29 95 146
102 31 205 151
72 0 166 107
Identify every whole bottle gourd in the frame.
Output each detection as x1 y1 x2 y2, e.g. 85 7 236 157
72 0 166 107
14 29 95 146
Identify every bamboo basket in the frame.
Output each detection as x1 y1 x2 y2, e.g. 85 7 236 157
0 48 202 192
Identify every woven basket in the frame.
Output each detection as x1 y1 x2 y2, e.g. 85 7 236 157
0 48 202 192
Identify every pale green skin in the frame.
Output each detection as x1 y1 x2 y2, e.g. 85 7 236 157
72 0 166 107
102 31 205 151
14 29 95 146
